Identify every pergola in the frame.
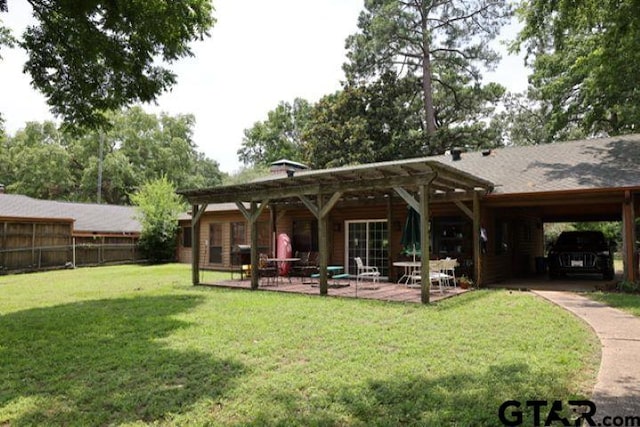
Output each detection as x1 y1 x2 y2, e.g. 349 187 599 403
179 157 494 303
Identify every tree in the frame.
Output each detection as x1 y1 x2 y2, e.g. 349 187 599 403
0 0 214 129
495 92 587 147
0 122 75 199
515 0 640 138
1 108 223 203
303 72 425 168
344 0 512 154
66 107 224 203
237 98 311 167
131 176 185 263
223 164 271 186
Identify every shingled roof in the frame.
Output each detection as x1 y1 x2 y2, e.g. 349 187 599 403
434 134 640 195
0 194 141 234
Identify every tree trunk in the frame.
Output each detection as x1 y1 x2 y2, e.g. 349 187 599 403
421 10 437 141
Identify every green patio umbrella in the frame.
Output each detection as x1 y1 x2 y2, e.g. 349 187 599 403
400 207 421 261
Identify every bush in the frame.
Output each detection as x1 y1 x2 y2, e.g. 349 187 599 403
617 280 640 293
131 177 185 263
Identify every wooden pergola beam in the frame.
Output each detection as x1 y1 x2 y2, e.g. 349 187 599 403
394 187 419 213
185 172 444 205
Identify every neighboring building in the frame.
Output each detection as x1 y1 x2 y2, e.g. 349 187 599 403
0 192 141 272
177 135 640 296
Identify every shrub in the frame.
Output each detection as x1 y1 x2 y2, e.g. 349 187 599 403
617 280 640 293
131 177 185 263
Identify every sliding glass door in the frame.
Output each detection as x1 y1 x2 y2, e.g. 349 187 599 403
345 220 388 277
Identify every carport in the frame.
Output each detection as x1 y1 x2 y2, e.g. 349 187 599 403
434 135 640 284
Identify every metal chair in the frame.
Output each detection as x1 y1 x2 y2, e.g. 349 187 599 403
440 258 458 287
354 256 380 285
408 260 446 294
258 253 277 286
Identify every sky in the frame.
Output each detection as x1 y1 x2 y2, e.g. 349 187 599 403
0 0 528 174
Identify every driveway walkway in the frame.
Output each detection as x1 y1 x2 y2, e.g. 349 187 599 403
534 291 640 422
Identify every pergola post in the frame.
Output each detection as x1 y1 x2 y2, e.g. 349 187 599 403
318 193 329 295
236 200 270 290
386 196 395 282
622 191 637 282
300 192 343 295
250 202 260 289
419 184 430 304
473 192 482 286
191 204 208 286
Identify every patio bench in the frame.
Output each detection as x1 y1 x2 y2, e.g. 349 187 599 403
309 272 352 288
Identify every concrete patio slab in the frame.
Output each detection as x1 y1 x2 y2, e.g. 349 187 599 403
196 274 467 304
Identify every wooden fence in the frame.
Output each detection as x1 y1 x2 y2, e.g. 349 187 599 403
0 220 141 273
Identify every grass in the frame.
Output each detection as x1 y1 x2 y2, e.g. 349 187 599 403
587 292 640 317
0 264 600 426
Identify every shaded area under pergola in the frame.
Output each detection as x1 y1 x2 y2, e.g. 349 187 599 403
179 157 494 303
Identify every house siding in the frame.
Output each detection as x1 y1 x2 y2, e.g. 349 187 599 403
178 199 506 284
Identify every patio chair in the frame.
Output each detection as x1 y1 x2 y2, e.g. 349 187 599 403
258 253 277 286
440 258 458 287
408 260 445 294
354 257 380 285
291 251 319 279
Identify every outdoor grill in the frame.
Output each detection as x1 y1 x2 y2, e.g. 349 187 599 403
231 245 251 279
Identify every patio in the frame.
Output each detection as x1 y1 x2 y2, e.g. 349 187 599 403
196 274 468 303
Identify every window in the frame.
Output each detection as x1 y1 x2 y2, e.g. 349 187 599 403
292 220 318 252
231 222 246 247
209 223 222 264
182 226 192 248
257 221 270 254
496 221 509 254
346 220 389 276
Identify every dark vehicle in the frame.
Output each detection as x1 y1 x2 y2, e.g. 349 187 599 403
547 231 615 280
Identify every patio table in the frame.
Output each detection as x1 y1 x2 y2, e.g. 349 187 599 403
393 261 421 284
266 257 300 285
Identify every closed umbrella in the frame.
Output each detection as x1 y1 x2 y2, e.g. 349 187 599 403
400 207 421 261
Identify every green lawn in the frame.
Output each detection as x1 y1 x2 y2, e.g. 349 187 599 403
588 292 640 317
0 264 600 426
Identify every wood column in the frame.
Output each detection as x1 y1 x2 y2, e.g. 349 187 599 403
235 200 269 290
622 191 637 282
250 201 260 290
386 195 395 282
190 204 203 285
473 192 481 286
318 193 329 295
300 192 342 295
2 221 6 269
419 184 430 304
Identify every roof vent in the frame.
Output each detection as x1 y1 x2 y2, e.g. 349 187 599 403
482 149 492 157
451 147 462 161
